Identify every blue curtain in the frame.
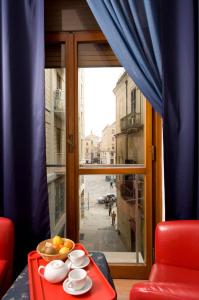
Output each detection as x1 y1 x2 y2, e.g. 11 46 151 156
88 0 199 220
87 0 162 115
0 0 50 275
161 0 199 219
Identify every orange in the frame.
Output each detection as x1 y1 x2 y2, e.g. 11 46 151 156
52 235 64 246
64 239 74 249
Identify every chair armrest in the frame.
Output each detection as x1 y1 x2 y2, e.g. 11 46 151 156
130 282 199 300
149 263 199 285
0 218 14 263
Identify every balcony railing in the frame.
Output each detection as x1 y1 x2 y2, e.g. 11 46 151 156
120 112 143 132
120 176 144 202
47 172 66 237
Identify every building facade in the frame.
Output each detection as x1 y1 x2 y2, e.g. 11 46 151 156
81 132 100 164
45 68 66 236
114 72 145 258
100 122 116 164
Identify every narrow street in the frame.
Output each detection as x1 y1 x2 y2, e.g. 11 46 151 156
80 175 127 252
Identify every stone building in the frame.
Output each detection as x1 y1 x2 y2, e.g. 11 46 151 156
100 122 116 164
82 132 100 164
45 68 66 236
78 69 85 163
78 69 85 218
114 72 145 258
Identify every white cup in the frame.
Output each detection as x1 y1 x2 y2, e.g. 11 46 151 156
68 250 85 267
65 268 87 290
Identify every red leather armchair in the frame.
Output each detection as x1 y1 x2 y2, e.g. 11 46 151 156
0 217 14 298
130 221 199 300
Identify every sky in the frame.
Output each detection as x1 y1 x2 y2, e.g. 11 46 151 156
82 67 124 137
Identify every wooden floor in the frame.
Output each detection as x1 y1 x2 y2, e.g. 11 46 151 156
113 279 146 300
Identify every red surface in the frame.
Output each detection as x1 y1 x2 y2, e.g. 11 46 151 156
130 221 199 300
155 220 199 269
130 282 199 300
28 244 116 300
0 217 14 298
149 263 199 285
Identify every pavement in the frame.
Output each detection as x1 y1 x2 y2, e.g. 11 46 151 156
80 175 127 252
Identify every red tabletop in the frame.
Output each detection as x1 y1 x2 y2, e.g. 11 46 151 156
28 243 116 300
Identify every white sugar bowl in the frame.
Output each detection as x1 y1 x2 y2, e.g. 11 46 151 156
38 259 70 283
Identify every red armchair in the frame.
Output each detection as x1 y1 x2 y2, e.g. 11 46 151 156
0 217 14 298
130 220 199 300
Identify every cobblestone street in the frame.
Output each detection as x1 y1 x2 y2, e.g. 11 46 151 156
80 175 127 252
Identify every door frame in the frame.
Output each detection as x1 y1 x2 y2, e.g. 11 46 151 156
45 31 162 279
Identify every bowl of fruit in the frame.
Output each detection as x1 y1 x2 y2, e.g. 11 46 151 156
36 236 75 262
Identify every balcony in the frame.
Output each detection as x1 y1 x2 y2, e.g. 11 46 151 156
120 112 143 132
54 89 65 120
47 172 66 236
120 176 144 203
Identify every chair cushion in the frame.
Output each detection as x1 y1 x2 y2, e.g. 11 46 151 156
130 282 199 300
149 263 199 285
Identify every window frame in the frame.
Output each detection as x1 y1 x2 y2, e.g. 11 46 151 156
45 31 162 279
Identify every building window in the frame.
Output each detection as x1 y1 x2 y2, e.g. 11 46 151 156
57 73 62 89
131 88 136 113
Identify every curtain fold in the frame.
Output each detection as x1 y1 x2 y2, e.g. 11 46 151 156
88 0 199 220
161 0 199 219
0 0 50 275
87 0 162 115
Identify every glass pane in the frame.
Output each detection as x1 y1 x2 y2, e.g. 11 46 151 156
79 174 145 264
45 42 66 236
78 43 145 166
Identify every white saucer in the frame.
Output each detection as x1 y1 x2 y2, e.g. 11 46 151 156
69 256 90 269
63 276 92 295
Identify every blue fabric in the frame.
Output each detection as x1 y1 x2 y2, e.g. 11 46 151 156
161 0 199 219
87 0 162 115
0 0 50 275
88 0 199 220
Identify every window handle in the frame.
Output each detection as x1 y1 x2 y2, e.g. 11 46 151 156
67 134 74 153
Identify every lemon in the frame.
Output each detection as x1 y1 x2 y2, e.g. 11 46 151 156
52 235 64 246
59 247 69 254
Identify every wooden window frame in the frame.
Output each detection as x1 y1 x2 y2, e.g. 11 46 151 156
45 31 162 279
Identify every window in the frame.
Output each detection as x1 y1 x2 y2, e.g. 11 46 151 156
57 73 62 89
45 42 66 237
131 88 136 113
45 29 161 280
